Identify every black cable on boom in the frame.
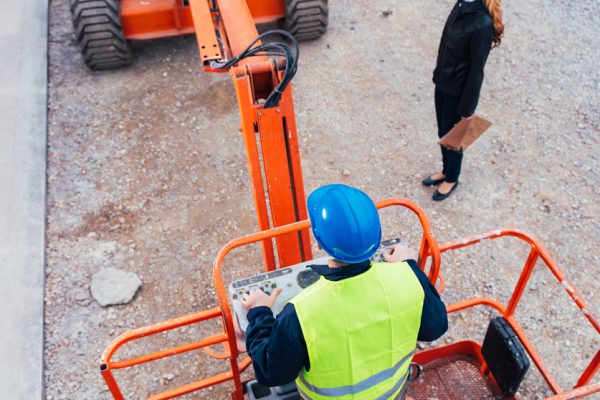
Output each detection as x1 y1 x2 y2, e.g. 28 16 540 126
210 30 299 109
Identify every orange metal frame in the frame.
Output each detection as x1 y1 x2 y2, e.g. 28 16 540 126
188 0 313 267
100 199 600 399
120 0 285 40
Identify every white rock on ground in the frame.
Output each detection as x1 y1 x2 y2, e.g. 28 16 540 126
90 267 142 307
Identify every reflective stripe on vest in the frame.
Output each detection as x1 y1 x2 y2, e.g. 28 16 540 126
297 368 410 400
297 349 415 397
290 262 425 400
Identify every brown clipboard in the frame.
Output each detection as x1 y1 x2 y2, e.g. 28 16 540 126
438 115 492 151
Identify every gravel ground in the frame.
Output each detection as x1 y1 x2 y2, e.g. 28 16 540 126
45 0 599 399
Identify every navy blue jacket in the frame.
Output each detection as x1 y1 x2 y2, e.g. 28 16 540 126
245 259 448 386
433 0 494 117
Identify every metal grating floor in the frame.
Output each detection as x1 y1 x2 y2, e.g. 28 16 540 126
407 354 503 400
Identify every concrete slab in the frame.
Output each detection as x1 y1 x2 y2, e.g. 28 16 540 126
0 0 48 399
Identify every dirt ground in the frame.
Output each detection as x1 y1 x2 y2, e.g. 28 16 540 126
45 0 599 399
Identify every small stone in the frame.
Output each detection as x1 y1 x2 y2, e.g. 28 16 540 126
74 291 87 301
163 373 175 382
162 72 168 78
90 267 142 307
342 168 351 176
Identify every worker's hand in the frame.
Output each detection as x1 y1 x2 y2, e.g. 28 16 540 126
232 315 247 354
241 287 282 311
383 243 417 263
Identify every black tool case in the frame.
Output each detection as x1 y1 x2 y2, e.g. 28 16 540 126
481 317 531 397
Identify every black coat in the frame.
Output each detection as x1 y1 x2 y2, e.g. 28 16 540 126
433 0 494 117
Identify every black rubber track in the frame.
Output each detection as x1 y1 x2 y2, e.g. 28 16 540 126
70 0 133 70
284 0 328 41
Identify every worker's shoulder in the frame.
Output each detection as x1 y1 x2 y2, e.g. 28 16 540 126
372 259 419 272
277 302 299 320
384 259 420 274
373 260 426 287
403 260 434 289
289 277 327 304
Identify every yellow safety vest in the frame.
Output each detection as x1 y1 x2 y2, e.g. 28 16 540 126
289 262 424 400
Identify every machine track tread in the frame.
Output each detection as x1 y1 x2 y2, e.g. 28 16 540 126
284 0 328 41
70 0 133 70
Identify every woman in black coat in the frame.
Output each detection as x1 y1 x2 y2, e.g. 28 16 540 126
423 0 504 201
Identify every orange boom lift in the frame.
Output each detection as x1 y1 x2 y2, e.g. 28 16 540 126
75 0 600 398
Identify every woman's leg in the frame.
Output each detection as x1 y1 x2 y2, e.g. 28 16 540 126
437 90 462 183
434 88 448 179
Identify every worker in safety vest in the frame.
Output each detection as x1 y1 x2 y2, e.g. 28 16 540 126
240 184 448 399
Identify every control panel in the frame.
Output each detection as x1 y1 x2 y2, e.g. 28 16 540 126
229 238 403 333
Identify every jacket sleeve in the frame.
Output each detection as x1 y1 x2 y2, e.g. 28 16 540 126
457 22 493 117
406 260 449 341
245 303 308 386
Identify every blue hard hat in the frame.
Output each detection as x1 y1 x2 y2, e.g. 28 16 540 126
307 184 381 264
